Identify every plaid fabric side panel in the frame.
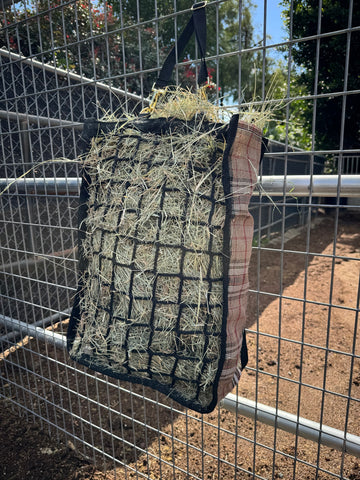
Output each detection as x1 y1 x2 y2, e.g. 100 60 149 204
217 121 262 401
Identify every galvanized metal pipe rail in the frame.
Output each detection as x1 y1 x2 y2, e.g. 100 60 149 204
0 109 84 130
0 47 147 104
1 175 359 197
1 312 360 458
0 308 71 345
255 174 360 198
0 314 67 349
221 393 360 458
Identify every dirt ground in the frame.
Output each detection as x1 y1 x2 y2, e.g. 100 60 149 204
1 211 360 480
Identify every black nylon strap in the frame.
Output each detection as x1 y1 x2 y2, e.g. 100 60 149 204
155 2 208 88
240 330 248 370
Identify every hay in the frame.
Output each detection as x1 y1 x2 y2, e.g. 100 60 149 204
69 86 271 408
70 116 225 405
147 86 229 123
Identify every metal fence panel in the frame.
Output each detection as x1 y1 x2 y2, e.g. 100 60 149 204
1 1 359 479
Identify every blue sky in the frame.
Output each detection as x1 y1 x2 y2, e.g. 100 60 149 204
251 0 287 47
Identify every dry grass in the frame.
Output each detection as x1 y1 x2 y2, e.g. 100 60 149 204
69 87 268 408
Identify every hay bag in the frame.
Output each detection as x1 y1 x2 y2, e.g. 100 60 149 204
67 3 265 413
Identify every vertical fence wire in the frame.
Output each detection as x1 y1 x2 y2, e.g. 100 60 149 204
0 1 360 479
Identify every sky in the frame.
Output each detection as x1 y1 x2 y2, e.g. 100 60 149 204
251 0 287 53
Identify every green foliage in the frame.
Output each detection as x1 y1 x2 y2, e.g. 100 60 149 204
280 0 360 151
216 1 255 102
0 0 159 94
109 0 260 99
1 0 263 100
264 65 313 149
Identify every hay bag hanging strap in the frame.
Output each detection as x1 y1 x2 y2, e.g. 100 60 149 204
155 1 208 88
67 2 265 414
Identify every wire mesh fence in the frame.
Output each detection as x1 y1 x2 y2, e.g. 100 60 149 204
0 0 359 479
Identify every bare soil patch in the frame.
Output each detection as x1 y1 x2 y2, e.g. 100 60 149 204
1 211 359 480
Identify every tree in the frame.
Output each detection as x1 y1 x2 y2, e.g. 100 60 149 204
281 0 360 152
107 0 260 100
0 0 158 94
216 1 256 102
261 61 313 149
1 0 264 100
